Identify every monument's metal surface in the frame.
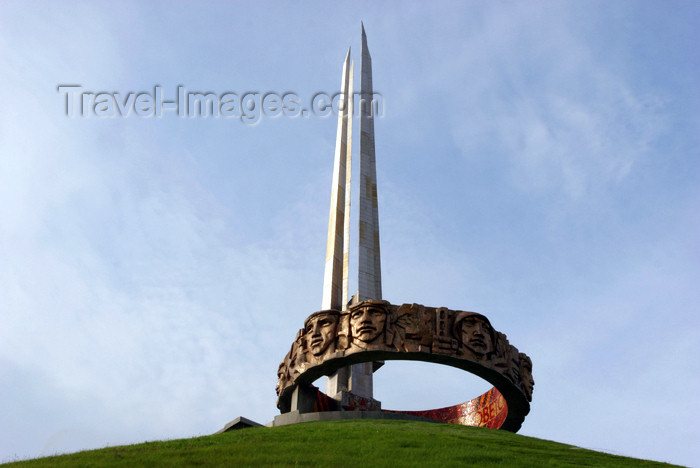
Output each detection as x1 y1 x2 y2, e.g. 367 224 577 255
321 48 353 313
357 24 382 304
276 26 534 432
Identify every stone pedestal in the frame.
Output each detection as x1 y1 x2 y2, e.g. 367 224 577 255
290 385 318 413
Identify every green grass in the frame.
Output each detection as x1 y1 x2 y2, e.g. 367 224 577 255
3 420 680 467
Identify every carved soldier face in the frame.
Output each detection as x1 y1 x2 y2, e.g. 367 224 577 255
460 315 494 357
305 312 338 356
350 305 387 343
275 362 286 396
519 354 534 400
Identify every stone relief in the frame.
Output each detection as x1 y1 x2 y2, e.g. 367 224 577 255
276 301 534 403
452 311 496 360
303 310 340 362
347 300 389 351
519 353 534 401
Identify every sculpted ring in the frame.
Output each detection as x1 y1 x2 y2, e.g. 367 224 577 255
276 300 534 432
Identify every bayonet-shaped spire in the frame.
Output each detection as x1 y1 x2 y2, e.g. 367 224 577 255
357 23 382 302
321 48 353 311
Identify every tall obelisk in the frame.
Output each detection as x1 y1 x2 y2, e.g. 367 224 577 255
357 23 382 303
321 49 353 312
347 24 381 399
324 25 382 402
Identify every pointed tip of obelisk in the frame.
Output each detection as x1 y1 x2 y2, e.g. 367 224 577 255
361 22 369 54
345 46 351 61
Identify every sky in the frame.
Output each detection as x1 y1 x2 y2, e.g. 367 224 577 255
1 1 699 466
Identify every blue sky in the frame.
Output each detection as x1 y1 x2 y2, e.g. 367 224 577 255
1 1 699 466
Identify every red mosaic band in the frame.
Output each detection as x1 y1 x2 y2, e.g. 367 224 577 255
293 385 508 429
384 387 508 429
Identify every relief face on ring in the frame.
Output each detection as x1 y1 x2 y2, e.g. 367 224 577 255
275 361 286 396
453 312 495 359
519 353 534 401
349 302 388 347
304 310 339 357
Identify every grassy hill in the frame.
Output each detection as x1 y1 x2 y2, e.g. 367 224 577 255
3 419 680 467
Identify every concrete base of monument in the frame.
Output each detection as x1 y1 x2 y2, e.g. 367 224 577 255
271 410 440 427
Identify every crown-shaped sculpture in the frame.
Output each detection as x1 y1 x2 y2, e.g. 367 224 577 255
273 25 533 432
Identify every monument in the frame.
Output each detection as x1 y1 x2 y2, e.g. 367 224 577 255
274 26 534 432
